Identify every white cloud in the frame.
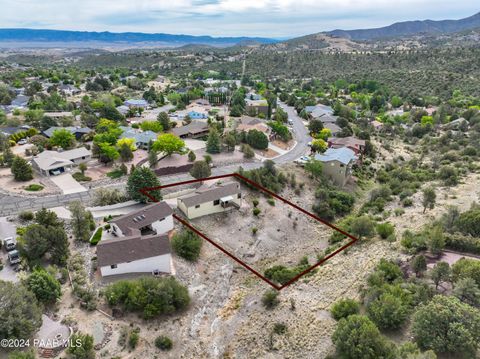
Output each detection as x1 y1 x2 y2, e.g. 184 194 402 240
0 0 478 37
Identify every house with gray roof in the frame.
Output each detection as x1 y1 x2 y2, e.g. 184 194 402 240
314 147 357 187
177 181 242 219
124 99 149 108
98 201 174 277
43 126 92 140
120 127 157 149
32 147 92 176
10 95 30 109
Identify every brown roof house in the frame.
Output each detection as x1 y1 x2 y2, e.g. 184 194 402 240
177 181 242 219
327 136 366 155
236 116 270 135
96 202 174 277
172 121 210 139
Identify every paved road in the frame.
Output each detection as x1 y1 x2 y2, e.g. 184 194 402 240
0 103 310 217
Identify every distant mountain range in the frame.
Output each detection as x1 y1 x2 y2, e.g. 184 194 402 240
1 12 479 49
0 29 276 48
326 12 480 40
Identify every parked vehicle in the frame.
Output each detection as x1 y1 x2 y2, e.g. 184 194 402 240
8 250 20 265
294 156 311 166
3 237 16 252
288 118 293 125
17 138 28 145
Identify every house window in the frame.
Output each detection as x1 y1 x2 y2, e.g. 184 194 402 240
213 199 220 206
110 264 117 269
237 193 241 199
195 204 200 208
82 156 85 160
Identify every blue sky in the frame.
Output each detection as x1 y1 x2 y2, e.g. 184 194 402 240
1 0 478 38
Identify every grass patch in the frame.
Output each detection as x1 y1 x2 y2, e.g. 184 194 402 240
106 168 125 179
90 227 103 245
24 184 44 191
72 172 92 182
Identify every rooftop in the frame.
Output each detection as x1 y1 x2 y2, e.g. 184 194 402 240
314 147 356 165
111 201 173 237
96 233 170 267
178 181 241 207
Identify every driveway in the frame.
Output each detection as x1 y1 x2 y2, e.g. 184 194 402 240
184 139 207 151
0 217 19 283
50 173 87 195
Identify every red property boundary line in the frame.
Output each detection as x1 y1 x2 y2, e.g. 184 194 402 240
139 173 360 290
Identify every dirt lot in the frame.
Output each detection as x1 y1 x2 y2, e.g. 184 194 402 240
188 186 334 270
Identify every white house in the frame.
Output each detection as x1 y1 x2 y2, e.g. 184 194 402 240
177 182 242 219
32 147 92 176
96 234 171 276
98 201 174 278
110 201 174 238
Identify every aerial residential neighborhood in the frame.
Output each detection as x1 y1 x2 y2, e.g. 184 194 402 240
0 4 480 359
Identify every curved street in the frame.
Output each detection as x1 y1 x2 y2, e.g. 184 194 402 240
0 103 311 217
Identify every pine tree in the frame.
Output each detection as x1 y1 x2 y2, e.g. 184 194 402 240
11 156 33 181
206 128 221 154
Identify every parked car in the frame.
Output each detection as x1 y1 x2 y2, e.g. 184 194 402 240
294 156 311 166
7 250 20 265
17 138 28 145
3 237 16 252
288 119 293 125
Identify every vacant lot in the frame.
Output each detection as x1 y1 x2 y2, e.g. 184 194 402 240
187 184 335 274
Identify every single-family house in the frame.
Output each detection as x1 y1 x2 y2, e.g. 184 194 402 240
177 182 242 219
315 147 357 187
236 116 270 135
324 123 342 137
245 98 269 116
10 95 30 109
43 112 74 120
97 202 174 277
32 147 92 176
116 105 130 115
327 136 366 155
110 201 174 238
305 104 334 119
187 110 208 120
0 126 24 137
96 234 171 277
124 99 149 109
120 128 157 149
43 126 93 141
58 84 80 96
172 121 210 139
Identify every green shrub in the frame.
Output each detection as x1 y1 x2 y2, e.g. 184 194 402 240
18 211 34 221
252 198 259 207
262 289 279 309
252 227 258 235
105 277 190 319
24 184 44 191
128 330 140 349
273 322 287 335
172 229 202 262
267 198 275 206
90 227 102 245
155 335 173 351
376 222 395 239
72 172 92 182
107 168 125 179
402 198 413 207
331 298 360 321
252 207 261 216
